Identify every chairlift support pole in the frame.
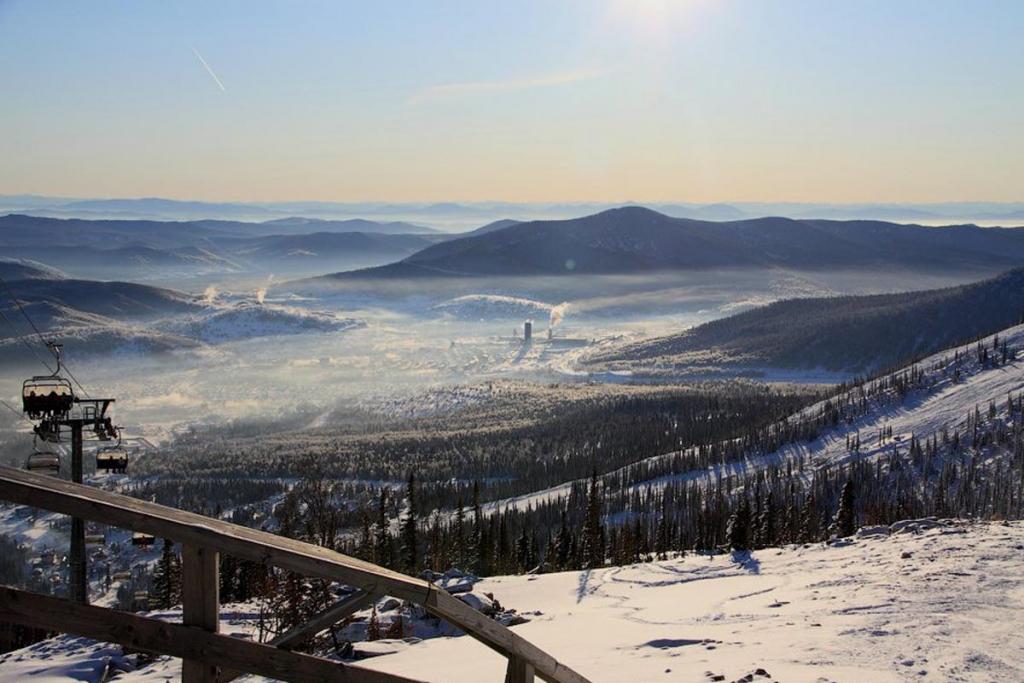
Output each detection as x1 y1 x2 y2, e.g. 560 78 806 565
69 420 86 604
45 399 115 605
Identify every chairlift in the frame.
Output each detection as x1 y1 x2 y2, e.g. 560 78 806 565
22 377 74 419
26 439 61 474
96 446 128 474
95 425 127 473
22 343 74 419
131 532 155 547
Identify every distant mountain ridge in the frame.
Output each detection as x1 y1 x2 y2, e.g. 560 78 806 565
315 207 1024 280
586 267 1024 374
0 214 440 280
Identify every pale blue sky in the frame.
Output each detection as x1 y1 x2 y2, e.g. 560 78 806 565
0 0 1021 202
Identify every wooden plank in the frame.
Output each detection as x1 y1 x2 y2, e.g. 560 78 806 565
0 467 591 683
505 657 536 683
182 545 220 683
0 586 423 683
221 590 378 683
272 589 376 650
427 590 588 683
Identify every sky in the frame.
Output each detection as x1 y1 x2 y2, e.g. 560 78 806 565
0 0 1021 204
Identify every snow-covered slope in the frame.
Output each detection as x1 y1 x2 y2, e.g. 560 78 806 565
361 520 1024 683
4 521 1021 682
431 294 554 321
163 302 364 343
488 322 1024 515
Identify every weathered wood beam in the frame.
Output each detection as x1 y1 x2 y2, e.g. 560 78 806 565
505 656 536 683
182 545 220 683
272 589 376 650
220 590 379 683
0 586 423 683
0 467 591 683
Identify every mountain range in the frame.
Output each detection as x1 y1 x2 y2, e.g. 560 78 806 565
315 207 1024 280
5 194 1024 227
0 214 440 280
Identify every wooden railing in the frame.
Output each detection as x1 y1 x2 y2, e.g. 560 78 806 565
0 466 591 683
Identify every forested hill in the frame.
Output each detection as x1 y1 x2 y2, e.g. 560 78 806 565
315 207 1024 278
586 267 1024 374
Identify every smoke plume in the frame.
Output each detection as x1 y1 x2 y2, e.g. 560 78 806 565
549 302 570 328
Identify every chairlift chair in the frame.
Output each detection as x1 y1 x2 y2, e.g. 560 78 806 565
26 445 61 475
96 446 128 474
131 532 155 547
22 376 74 419
96 426 127 473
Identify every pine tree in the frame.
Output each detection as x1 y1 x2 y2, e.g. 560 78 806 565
400 472 418 574
727 497 751 551
554 510 571 570
219 553 239 604
833 480 856 538
654 509 670 561
580 469 605 569
357 510 373 562
453 496 467 570
757 490 776 549
375 488 392 569
798 493 819 543
471 481 484 574
151 538 181 609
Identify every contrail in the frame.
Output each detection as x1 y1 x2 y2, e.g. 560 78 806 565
190 45 226 92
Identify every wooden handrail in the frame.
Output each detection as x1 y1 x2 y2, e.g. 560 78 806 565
0 466 590 683
0 586 421 683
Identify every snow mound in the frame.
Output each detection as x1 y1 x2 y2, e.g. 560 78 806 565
431 294 553 321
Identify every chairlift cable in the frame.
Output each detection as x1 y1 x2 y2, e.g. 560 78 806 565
0 305 55 374
0 276 91 397
0 398 35 425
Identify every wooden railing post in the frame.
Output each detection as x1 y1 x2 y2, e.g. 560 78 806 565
505 656 535 683
182 544 220 683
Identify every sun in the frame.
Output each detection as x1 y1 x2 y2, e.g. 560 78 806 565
605 0 712 40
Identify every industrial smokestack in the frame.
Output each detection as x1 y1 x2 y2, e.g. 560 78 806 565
524 320 533 341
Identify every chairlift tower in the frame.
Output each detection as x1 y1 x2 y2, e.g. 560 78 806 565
21 342 118 604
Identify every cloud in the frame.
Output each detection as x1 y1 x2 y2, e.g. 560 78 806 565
190 45 227 92
412 67 604 102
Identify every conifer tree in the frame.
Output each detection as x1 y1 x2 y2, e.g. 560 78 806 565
580 469 605 569
727 497 751 551
471 481 484 574
798 493 819 543
833 480 856 537
453 496 467 570
758 490 776 548
375 488 392 569
151 538 181 609
401 473 418 574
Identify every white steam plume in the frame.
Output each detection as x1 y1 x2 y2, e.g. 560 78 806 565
549 302 570 328
202 285 218 305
